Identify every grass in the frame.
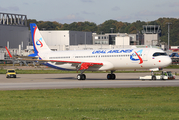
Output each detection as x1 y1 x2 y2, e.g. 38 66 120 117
165 64 179 69
0 87 179 119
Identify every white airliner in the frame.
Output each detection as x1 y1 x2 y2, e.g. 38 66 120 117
30 23 172 80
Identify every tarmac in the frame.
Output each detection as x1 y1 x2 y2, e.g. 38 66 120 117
0 66 179 90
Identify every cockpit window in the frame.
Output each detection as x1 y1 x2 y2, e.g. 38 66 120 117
153 52 167 57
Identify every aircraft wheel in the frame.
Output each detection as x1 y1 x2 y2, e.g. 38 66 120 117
111 74 116 80
81 74 86 80
77 74 86 80
107 74 116 80
107 74 112 80
77 74 81 80
152 75 156 80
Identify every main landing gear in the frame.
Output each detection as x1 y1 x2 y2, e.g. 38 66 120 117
77 70 86 80
77 70 116 80
77 74 86 80
107 71 116 80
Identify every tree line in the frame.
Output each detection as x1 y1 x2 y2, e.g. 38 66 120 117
27 18 179 46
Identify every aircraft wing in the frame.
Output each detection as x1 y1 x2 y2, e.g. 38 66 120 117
5 46 103 70
5 46 41 66
13 56 38 59
10 58 103 70
50 60 103 70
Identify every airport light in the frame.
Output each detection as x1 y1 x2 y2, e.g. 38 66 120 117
110 28 114 33
101 31 103 49
122 35 126 48
85 32 86 49
166 22 172 50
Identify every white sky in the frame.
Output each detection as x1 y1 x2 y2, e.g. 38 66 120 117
0 0 179 24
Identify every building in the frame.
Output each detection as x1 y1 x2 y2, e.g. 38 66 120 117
92 33 139 46
142 25 161 46
92 33 109 44
39 30 92 51
0 12 29 49
115 35 130 47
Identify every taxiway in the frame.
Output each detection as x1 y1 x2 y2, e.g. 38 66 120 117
0 73 179 90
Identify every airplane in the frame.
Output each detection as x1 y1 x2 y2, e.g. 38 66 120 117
30 23 172 80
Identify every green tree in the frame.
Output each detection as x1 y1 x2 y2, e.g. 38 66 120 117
27 18 179 46
27 19 38 29
97 19 118 33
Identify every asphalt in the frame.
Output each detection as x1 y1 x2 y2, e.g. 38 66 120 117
0 72 179 90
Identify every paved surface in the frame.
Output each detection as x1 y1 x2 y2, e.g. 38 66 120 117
0 72 179 90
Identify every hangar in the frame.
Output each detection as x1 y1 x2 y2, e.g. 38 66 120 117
39 30 92 51
0 12 29 49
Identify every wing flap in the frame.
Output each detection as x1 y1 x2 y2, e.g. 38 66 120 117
79 62 103 70
50 60 103 70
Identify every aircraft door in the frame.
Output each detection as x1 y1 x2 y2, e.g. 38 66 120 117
142 50 150 61
71 53 75 61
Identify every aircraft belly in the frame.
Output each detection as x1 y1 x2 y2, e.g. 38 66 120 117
57 64 76 70
45 62 76 70
98 61 114 71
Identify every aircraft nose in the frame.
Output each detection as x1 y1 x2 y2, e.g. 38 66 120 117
165 57 172 66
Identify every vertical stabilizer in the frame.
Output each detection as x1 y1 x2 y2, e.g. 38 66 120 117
30 23 51 54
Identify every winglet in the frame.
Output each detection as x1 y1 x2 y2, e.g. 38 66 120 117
5 46 12 58
28 53 38 57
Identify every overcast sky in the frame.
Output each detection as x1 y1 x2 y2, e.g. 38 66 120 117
0 0 179 24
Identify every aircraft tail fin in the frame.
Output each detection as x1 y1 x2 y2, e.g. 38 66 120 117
30 23 51 54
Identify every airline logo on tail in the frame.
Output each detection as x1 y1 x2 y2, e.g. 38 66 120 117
36 38 43 48
130 49 143 64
